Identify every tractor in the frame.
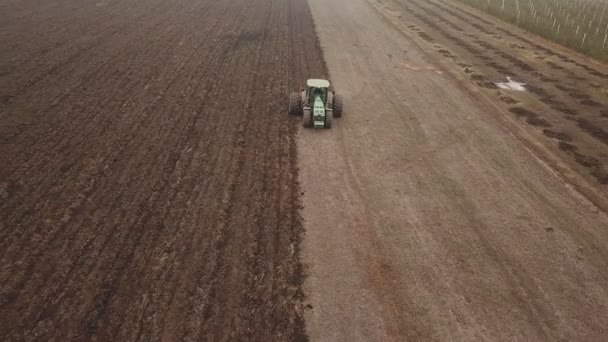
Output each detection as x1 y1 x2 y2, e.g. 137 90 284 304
288 79 343 128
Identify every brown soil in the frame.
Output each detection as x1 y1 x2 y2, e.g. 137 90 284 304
0 0 325 340
542 129 572 142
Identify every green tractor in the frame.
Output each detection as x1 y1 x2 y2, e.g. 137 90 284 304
288 79 343 128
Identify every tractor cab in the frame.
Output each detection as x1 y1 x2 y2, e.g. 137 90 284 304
306 79 330 107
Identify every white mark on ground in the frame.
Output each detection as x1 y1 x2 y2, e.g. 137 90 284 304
496 77 526 91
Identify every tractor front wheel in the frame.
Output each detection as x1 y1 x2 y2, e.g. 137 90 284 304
289 92 302 116
333 94 344 118
303 108 313 128
324 110 333 128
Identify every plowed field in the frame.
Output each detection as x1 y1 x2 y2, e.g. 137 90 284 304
0 0 325 340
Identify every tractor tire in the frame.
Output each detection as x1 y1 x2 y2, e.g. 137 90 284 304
289 92 302 116
333 94 344 118
324 110 333 129
303 108 313 128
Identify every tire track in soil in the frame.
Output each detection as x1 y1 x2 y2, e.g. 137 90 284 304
0 0 326 340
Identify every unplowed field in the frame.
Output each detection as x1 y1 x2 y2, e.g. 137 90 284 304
373 0 608 206
302 0 608 340
0 0 325 340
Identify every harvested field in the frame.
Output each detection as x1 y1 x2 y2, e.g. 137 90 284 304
456 0 608 62
0 0 325 340
302 0 608 340
372 0 608 191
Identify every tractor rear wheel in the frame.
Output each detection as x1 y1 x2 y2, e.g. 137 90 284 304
324 110 333 128
303 108 313 128
289 92 302 116
333 94 344 118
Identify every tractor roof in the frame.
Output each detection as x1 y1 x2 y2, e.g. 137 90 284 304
307 79 330 88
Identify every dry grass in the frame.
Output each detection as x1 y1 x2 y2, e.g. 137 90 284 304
458 0 608 62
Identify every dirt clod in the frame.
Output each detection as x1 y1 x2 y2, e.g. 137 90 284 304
543 129 572 142
509 107 551 127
